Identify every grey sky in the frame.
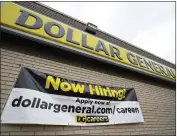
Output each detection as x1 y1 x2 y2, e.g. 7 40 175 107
41 2 175 64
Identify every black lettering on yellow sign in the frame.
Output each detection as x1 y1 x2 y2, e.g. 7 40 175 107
15 10 43 29
67 28 80 45
109 44 123 60
44 22 65 38
143 58 155 71
16 9 176 80
2 2 175 81
76 116 86 123
126 51 175 79
95 40 109 56
127 52 138 65
82 34 94 50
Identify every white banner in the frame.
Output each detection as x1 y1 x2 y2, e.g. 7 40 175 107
2 88 144 126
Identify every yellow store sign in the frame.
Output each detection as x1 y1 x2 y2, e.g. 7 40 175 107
1 2 176 82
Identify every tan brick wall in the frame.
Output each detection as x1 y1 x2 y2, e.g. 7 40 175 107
0 35 176 135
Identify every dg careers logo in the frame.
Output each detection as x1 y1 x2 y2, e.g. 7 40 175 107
76 115 109 123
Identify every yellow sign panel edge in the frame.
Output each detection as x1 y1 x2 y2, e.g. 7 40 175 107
2 25 175 84
0 2 176 81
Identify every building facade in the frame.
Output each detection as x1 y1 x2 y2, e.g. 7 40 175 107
1 2 176 135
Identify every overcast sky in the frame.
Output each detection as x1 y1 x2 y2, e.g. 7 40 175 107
41 2 175 64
